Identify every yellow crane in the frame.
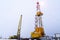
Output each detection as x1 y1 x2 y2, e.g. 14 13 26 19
31 1 45 38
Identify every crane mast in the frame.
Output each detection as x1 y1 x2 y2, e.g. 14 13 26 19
17 15 22 40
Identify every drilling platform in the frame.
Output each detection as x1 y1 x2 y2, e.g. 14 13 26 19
9 0 60 40
21 1 45 40
20 0 45 40
10 0 60 40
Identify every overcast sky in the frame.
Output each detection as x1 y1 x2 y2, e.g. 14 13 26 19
0 0 60 38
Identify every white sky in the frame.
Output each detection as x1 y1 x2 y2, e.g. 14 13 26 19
0 0 60 38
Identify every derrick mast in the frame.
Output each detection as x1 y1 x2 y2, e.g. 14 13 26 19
31 1 45 38
35 2 43 27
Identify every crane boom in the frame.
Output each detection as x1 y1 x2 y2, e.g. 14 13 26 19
17 15 22 40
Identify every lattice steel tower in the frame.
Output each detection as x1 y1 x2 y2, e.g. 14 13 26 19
35 2 43 27
31 1 45 38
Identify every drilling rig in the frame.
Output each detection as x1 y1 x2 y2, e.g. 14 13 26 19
31 1 45 38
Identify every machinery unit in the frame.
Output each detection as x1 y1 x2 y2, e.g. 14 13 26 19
31 1 45 38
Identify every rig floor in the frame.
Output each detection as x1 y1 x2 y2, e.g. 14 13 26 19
21 38 41 40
